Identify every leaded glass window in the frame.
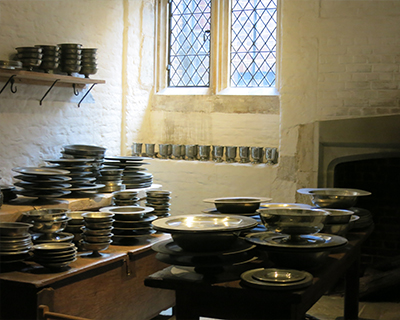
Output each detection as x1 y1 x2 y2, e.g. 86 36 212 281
168 0 211 87
231 0 277 87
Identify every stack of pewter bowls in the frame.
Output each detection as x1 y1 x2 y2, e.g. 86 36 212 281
58 43 82 75
35 45 59 73
15 46 42 71
79 48 98 78
112 190 140 206
145 190 171 218
81 212 114 257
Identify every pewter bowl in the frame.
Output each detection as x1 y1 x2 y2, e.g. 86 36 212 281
323 209 354 224
99 206 154 221
82 212 115 223
257 208 330 237
113 190 139 200
203 197 272 214
297 188 371 209
0 222 33 236
30 217 71 234
22 208 70 222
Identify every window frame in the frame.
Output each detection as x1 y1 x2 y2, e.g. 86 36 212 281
154 0 280 96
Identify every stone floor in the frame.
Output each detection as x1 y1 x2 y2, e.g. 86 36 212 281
155 295 400 320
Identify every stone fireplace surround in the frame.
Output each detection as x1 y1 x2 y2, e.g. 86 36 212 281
316 115 400 264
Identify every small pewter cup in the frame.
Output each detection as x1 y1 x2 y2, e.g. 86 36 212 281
185 145 197 160
144 143 155 157
132 143 142 156
159 144 171 159
180 145 186 159
239 146 250 163
198 145 211 161
172 144 183 159
212 146 224 162
225 146 237 163
251 147 264 163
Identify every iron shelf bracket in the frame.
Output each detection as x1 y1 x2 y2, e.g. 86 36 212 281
40 79 60 105
0 75 17 94
78 83 97 108
72 83 79 96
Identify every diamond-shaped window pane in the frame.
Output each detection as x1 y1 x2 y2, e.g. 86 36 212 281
168 0 211 87
231 0 277 87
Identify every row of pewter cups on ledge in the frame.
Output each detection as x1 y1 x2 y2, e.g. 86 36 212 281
132 143 278 164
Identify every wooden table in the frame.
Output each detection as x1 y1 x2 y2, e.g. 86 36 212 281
145 228 372 320
0 233 175 320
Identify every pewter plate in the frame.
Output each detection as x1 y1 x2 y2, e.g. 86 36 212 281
152 238 256 257
251 268 306 283
45 158 95 164
15 189 71 198
202 208 258 217
152 214 258 234
297 188 371 197
105 156 152 162
13 167 70 176
33 243 76 251
203 197 272 204
14 175 72 183
245 232 348 250
241 268 313 290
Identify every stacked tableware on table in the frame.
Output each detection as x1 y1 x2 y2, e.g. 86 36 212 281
61 144 106 180
297 188 372 231
96 168 124 193
0 222 33 264
44 158 105 196
100 206 156 245
112 190 140 206
246 207 348 270
151 214 259 275
20 208 73 244
32 242 77 270
12 167 72 202
15 46 42 71
58 43 82 75
65 211 86 250
35 45 59 73
103 156 153 189
79 48 98 78
81 212 114 257
145 190 172 218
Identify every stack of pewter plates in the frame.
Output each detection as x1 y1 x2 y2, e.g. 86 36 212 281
96 168 124 193
0 222 33 264
112 190 140 206
146 190 171 217
32 242 77 270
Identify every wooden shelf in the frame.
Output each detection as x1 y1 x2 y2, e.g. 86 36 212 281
0 69 105 106
0 68 105 88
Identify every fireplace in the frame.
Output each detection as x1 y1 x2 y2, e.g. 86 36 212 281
317 115 400 265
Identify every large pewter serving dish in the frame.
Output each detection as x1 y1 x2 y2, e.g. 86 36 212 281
297 188 371 209
152 214 258 252
152 214 258 233
203 197 272 214
100 206 154 220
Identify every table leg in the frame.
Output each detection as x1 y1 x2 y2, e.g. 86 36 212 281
344 251 360 320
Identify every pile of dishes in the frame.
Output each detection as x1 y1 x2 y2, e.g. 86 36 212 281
79 48 98 78
100 206 156 245
58 43 82 75
15 46 42 71
44 158 105 195
96 168 124 193
65 211 86 250
62 144 106 180
32 243 77 270
151 214 259 274
81 212 114 257
103 156 152 189
12 167 72 201
297 188 372 230
21 208 73 244
112 190 140 206
0 222 33 264
247 207 348 269
35 45 59 73
146 190 171 217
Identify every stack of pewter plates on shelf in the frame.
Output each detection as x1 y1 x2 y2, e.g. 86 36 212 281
35 45 59 73
96 168 124 193
100 206 157 245
0 222 33 264
58 43 82 75
112 190 140 206
103 156 153 189
43 158 104 196
61 144 106 182
32 242 77 270
79 48 98 78
146 190 172 218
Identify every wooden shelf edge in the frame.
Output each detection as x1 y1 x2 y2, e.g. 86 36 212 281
0 69 105 86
